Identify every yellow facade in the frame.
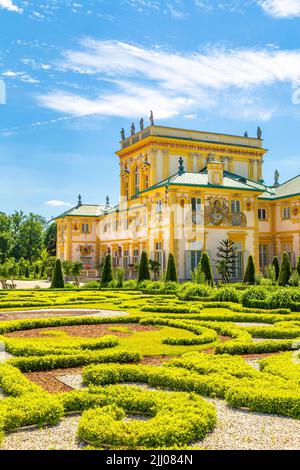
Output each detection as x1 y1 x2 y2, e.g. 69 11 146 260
55 124 300 280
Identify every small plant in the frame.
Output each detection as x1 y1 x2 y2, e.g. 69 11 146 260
115 267 124 288
215 239 237 283
290 271 300 287
266 265 276 284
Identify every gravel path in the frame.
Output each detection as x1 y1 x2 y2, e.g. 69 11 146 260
2 398 300 450
200 399 300 450
0 415 84 450
234 322 273 327
0 309 129 321
56 374 84 389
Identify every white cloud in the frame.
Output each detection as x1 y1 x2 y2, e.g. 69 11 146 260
0 0 22 13
259 0 300 18
37 40 300 122
45 200 72 207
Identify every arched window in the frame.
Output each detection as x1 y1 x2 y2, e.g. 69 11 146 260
134 166 139 195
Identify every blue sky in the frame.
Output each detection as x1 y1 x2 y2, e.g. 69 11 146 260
1 0 300 219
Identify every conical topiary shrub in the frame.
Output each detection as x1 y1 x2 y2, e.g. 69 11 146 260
297 256 300 277
51 259 65 289
101 254 113 287
138 251 150 283
200 252 214 286
272 256 280 282
278 252 292 286
243 255 256 285
165 253 178 282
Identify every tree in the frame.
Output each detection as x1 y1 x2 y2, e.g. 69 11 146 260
24 264 30 279
138 251 150 283
72 261 83 287
278 252 291 286
165 253 178 282
51 259 65 289
243 255 256 285
44 223 57 257
199 252 214 286
272 256 280 282
101 254 113 287
149 259 160 281
215 239 237 283
18 213 46 261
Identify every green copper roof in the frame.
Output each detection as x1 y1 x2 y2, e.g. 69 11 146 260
54 204 108 219
138 169 264 194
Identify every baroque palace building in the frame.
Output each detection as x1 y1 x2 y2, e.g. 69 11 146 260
55 120 300 281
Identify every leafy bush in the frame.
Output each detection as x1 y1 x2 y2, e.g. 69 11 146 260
278 252 292 287
243 255 256 285
213 287 240 303
177 283 212 300
241 286 267 307
165 253 178 283
138 251 150 283
51 259 65 289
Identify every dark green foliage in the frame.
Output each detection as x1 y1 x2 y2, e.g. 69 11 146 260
24 264 30 279
278 252 292 287
44 223 57 257
199 252 214 286
272 256 280 281
243 255 256 285
138 251 150 283
51 259 65 289
165 253 178 282
297 256 300 277
101 254 113 287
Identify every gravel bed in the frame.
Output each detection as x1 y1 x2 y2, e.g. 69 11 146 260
199 399 300 450
56 373 85 390
233 322 273 327
0 415 84 450
0 340 14 364
0 309 129 321
244 359 260 370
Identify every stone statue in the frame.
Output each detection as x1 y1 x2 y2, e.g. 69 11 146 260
244 131 248 138
178 157 185 175
274 170 280 187
140 118 144 131
150 110 154 126
257 126 262 139
77 194 82 207
131 123 135 136
120 128 125 140
106 195 110 207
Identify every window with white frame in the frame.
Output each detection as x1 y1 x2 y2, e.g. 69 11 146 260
231 200 241 213
191 198 202 225
259 244 268 270
283 207 291 219
81 223 90 233
232 242 243 279
258 208 267 220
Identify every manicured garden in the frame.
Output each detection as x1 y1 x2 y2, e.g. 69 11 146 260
0 277 300 450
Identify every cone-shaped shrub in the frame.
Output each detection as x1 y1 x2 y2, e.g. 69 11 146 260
101 254 113 287
138 251 150 283
51 259 65 289
272 256 280 282
165 253 178 282
199 252 214 286
278 252 291 286
297 256 300 277
243 255 256 285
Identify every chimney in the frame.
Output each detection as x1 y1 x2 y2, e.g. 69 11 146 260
207 160 224 186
